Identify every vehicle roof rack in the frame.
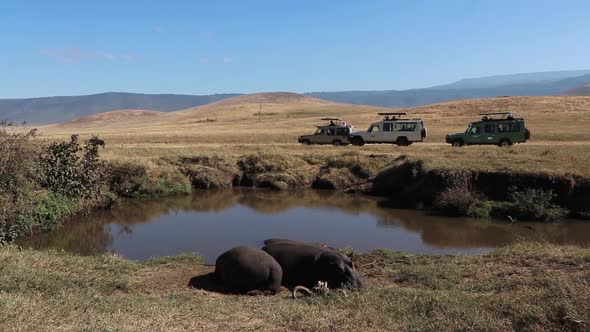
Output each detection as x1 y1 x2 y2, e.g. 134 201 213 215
378 112 408 116
318 117 351 127
478 112 512 116
378 112 412 121
478 111 515 120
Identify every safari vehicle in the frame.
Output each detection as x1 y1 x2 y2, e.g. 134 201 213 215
349 112 427 146
298 118 355 146
445 112 530 147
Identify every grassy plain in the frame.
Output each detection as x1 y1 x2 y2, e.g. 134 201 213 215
1 243 589 331
2 94 590 331
38 94 590 176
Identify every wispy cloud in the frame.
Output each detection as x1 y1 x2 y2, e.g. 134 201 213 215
39 48 84 64
40 48 137 64
120 53 137 61
200 56 235 64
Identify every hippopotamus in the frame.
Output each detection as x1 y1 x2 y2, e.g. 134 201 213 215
261 239 363 289
263 238 355 268
214 246 283 295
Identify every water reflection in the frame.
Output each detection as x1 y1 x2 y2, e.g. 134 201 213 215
20 189 590 262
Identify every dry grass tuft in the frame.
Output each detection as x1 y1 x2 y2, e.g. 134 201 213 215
1 243 589 331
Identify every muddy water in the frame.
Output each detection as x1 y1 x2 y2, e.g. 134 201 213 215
20 189 590 263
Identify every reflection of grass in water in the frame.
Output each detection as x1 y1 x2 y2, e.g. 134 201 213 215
21 188 590 256
375 209 590 248
235 189 381 215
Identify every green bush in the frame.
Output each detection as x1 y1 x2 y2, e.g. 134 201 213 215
507 188 568 221
33 193 77 232
134 167 192 198
433 187 491 218
1 191 77 244
39 135 106 198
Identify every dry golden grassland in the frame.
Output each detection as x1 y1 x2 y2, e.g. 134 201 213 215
2 95 589 331
38 94 590 176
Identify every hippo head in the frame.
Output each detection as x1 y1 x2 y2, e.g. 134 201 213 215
315 252 363 289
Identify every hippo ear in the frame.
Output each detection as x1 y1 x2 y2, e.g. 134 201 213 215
348 252 356 269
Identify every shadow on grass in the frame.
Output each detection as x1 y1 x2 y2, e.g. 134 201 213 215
187 272 231 294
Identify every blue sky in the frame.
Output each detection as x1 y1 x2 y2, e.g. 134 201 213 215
0 0 589 98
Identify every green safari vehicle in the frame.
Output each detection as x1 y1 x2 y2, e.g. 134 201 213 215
445 112 530 147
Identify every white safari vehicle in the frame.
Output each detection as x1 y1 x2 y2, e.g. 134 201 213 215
350 112 427 146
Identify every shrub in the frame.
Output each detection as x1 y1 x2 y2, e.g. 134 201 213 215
0 122 40 244
39 135 106 198
134 166 192 198
507 188 567 221
107 162 148 197
0 121 38 192
434 187 491 218
0 191 77 244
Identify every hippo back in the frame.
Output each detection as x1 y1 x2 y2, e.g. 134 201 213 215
263 238 354 268
215 246 282 294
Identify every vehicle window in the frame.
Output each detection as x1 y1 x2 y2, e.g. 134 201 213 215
468 126 481 135
509 123 521 132
394 122 417 131
314 128 324 135
497 123 510 132
369 125 380 133
336 127 348 135
484 124 496 133
383 122 393 132
326 128 335 135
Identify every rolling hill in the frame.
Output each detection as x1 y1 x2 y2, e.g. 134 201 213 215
44 92 590 146
562 84 590 96
0 92 238 125
62 109 168 128
4 70 590 125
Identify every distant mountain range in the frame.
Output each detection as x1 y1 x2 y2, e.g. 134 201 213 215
305 70 590 107
1 70 590 124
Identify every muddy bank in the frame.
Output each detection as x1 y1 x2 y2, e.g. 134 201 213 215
158 153 589 220
371 159 589 218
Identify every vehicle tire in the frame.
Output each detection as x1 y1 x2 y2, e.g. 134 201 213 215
332 140 342 146
302 139 311 145
395 137 409 146
351 137 365 146
499 139 512 147
451 140 464 147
